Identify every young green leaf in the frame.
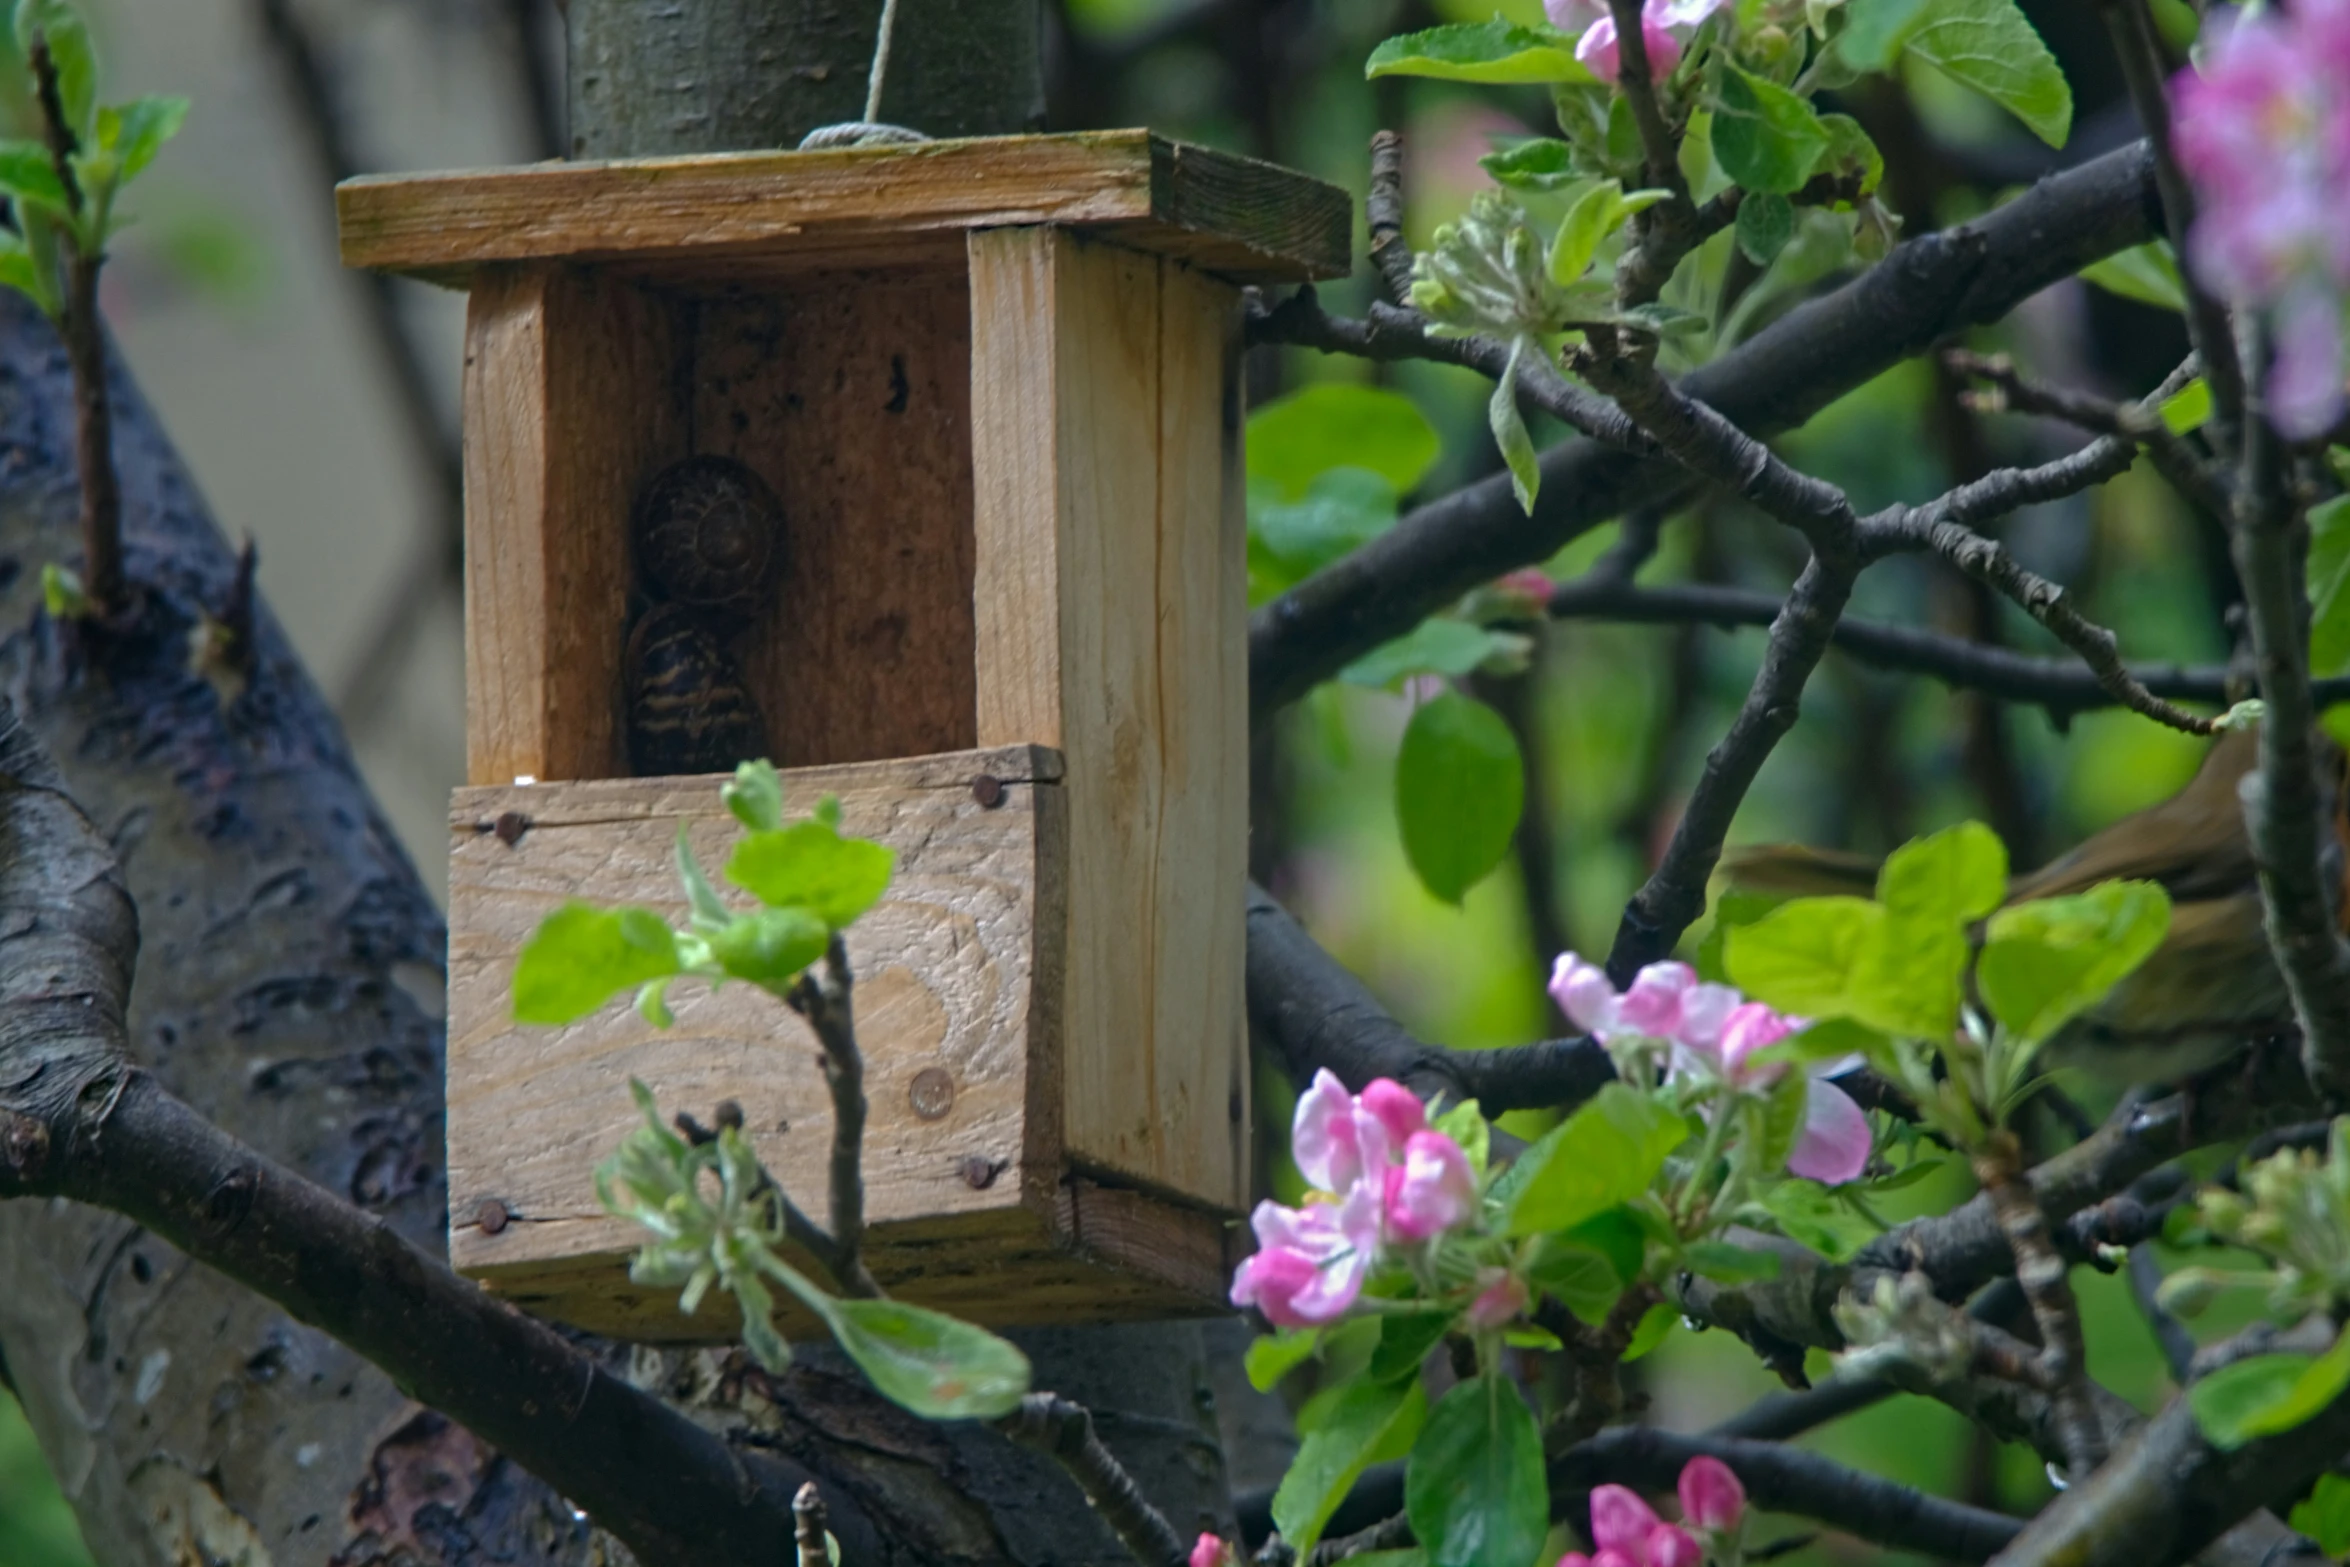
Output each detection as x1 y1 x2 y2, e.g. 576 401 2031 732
1405 1376 1548 1567
2188 1338 2350 1450
2288 1472 2350 1558
1273 1377 1428 1552
1493 1083 1691 1236
1875 821 2008 928
819 1297 1033 1420
1395 690 1525 906
725 821 894 928
1489 334 1541 515
1525 1235 1626 1325
1815 114 1886 197
675 822 731 928
1245 1328 1323 1393
1682 1240 1783 1283
1735 190 1795 266
1711 64 1831 194
14 0 95 142
1247 382 1442 501
0 138 66 215
707 904 830 989
1431 1095 1491 1176
1978 879 2172 1045
1834 0 1930 70
1481 137 1582 192
1622 1301 1679 1360
1368 1312 1455 1383
2308 496 2350 675
1901 0 2072 147
2078 242 2185 313
722 758 785 832
513 903 682 1024
97 93 186 183
1365 21 1593 85
1341 618 1519 689
1724 895 1883 1017
1253 467 1401 591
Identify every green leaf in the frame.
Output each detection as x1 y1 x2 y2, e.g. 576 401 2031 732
1711 64 1831 194
1525 1235 1625 1325
2190 1350 2330 1450
725 821 895 928
723 758 785 831
1254 467 1400 582
1432 1096 1491 1176
1493 1083 1691 1236
1369 1312 1455 1383
1405 1376 1548 1567
2288 1472 2350 1557
1245 1328 1322 1392
676 822 731 928
0 138 65 215
821 1297 1033 1420
1875 821 2007 927
513 904 682 1024
1759 1176 1867 1258
2160 378 2212 436
1617 301 1709 338
1564 1207 1647 1284
1724 895 1884 1016
1395 691 1524 905
2078 242 2185 313
1248 383 1442 501
0 229 38 305
1366 21 1594 85
1342 617 1520 689
1834 0 1930 71
1490 335 1540 516
1546 182 1667 285
1273 1377 1428 1552
97 93 187 183
635 979 675 1027
2308 496 2350 675
1816 114 1885 197
15 0 95 142
1735 191 1795 265
1978 879 2172 1045
1683 1240 1783 1283
707 905 830 988
1481 137 1581 192
1623 1302 1679 1360
1901 0 2073 146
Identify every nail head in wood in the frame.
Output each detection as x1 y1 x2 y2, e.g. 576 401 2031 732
971 773 1005 809
476 1197 511 1235
959 1155 1003 1190
492 811 530 846
909 1067 955 1121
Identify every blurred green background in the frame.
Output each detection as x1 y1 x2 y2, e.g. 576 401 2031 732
0 0 2251 1560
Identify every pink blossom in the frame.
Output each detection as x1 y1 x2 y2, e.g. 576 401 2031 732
1552 951 1621 1036
1228 1186 1381 1327
1710 1000 1803 1087
1674 982 1742 1051
1190 1534 1237 1567
1787 1077 1872 1185
1617 961 1698 1037
1384 1130 1479 1240
1678 1454 1747 1534
1643 1525 1704 1567
1466 1269 1530 1329
1291 1069 1393 1195
1359 1078 1429 1146
1554 0 1726 84
1575 13 1685 83
1578 1485 1708 1567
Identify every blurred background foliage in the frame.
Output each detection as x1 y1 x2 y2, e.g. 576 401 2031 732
0 0 2258 1560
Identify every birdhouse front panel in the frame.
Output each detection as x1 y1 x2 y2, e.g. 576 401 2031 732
339 134 1349 1336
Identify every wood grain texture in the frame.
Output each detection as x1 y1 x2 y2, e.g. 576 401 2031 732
694 274 978 767
463 264 685 786
338 131 1350 286
968 230 1249 1214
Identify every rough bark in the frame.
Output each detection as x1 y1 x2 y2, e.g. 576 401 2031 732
566 0 1044 157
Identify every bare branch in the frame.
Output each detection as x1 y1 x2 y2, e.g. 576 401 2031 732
1945 349 2232 522
2128 1245 2196 1384
794 1481 830 1567
998 1394 1190 1567
1974 1131 2107 1477
788 935 875 1297
1365 129 1413 305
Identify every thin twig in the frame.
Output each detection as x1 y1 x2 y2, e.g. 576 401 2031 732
1974 1131 2106 1477
998 1394 1190 1567
1308 1513 1413 1565
1364 130 1413 305
30 34 121 614
2092 0 2245 446
793 1480 830 1567
2230 318 2350 1097
2128 1246 2197 1384
1945 349 2231 522
788 936 875 1297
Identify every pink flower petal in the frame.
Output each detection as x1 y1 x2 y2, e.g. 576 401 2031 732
1645 1523 1705 1567
1191 1535 1234 1567
1551 952 1622 1036
1359 1078 1430 1146
1615 961 1697 1038
1466 1270 1530 1330
1786 1078 1873 1185
1588 1484 1663 1552
1674 983 1742 1051
1678 1453 1747 1534
1716 1001 1801 1086
1290 1069 1391 1194
1385 1130 1479 1240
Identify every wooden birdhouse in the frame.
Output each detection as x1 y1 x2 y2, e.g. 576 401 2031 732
336 133 1349 1338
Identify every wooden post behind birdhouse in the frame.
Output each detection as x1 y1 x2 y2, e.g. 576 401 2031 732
337 133 1349 1337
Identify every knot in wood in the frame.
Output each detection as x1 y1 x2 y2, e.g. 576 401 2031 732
203 1166 258 1233
0 1110 47 1183
632 455 785 621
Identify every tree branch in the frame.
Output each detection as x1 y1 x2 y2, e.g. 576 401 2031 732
1973 1131 2106 1477
998 1394 1190 1567
1943 349 2230 522
1364 128 1413 305
789 935 877 1298
1249 140 2163 720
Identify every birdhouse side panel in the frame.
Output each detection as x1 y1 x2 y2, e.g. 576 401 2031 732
692 274 981 770
443 748 1062 1328
968 228 1249 1217
462 263 687 786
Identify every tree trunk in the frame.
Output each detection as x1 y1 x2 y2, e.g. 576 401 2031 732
566 0 1044 157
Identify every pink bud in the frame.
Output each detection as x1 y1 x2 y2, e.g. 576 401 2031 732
1555 1556 1596 1567
1645 1523 1705 1567
1291 1069 1390 1194
1588 1484 1663 1552
1678 1453 1747 1534
1466 1270 1530 1330
1359 1078 1429 1145
1615 961 1696 1038
1673 982 1742 1050
1550 952 1621 1036
1573 13 1683 83
1383 1131 1478 1241
1590 1551 1641 1567
1786 1078 1872 1186
1190 1535 1233 1567
1715 1001 1801 1086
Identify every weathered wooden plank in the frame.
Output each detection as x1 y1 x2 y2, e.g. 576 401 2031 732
445 752 1059 1314
338 131 1350 285
462 264 685 786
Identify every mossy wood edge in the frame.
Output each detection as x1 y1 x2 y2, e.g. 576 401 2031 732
336 129 1351 285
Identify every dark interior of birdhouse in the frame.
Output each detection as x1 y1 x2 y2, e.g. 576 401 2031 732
508 260 980 785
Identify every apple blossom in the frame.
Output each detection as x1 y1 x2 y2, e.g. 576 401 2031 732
1190 1534 1238 1567
1575 1484 1707 1567
1384 1129 1479 1240
1228 1184 1381 1327
1291 1068 1393 1194
1678 1453 1747 1535
1546 0 1727 84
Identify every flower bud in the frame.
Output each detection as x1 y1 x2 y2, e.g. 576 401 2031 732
1677 1453 1746 1533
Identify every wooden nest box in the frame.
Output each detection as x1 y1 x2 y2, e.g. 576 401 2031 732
336 133 1350 1338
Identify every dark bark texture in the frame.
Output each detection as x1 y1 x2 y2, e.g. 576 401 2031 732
566 0 1045 157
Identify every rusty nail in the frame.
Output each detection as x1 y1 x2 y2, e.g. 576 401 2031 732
909 1067 955 1121
959 1155 1003 1190
971 774 1005 809
493 811 530 847
476 1198 510 1235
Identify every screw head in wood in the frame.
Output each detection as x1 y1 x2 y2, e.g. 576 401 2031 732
475 1198 511 1235
958 1155 1004 1190
909 1067 956 1121
971 774 1006 809
492 811 530 847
